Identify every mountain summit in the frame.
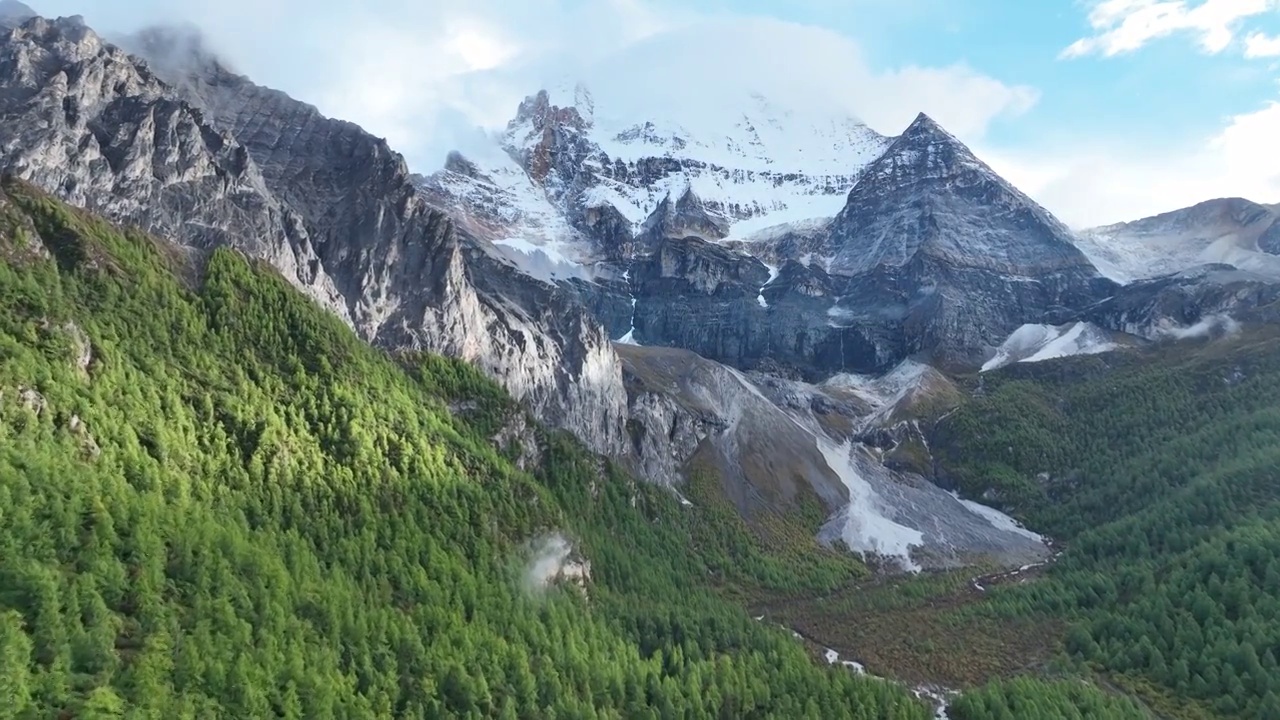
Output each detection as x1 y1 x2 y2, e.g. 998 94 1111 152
825 111 1092 277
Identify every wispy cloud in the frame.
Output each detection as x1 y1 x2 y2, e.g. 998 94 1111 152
984 97 1280 227
1061 0 1277 58
1244 30 1280 56
36 0 1037 172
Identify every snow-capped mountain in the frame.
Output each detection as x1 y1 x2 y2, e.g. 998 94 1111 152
821 113 1095 278
424 52 891 270
8 8 1276 576
1075 198 1280 283
430 89 1122 375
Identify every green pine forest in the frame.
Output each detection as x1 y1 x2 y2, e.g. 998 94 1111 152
0 180 926 718
4 175 1280 719
935 325 1280 719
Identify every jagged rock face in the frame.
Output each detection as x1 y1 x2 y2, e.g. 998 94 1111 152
628 239 901 376
0 17 629 457
1085 265 1280 338
634 188 729 250
824 114 1094 277
806 113 1116 363
129 25 631 458
0 16 347 316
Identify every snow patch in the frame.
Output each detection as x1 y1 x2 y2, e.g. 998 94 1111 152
982 322 1117 372
616 268 640 345
491 236 589 283
818 440 925 572
949 492 1044 543
822 647 868 674
757 263 779 308
742 216 833 244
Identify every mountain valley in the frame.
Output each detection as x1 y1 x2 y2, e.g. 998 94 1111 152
2 4 1280 718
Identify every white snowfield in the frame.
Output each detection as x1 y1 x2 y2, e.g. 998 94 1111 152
981 322 1119 372
443 18 900 262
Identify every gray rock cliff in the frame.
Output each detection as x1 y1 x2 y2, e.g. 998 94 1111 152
0 17 629 456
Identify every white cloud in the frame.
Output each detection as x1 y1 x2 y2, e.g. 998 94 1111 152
37 0 1037 172
1244 30 1280 56
1036 0 1280 226
982 99 1280 227
25 0 1280 228
1062 0 1278 58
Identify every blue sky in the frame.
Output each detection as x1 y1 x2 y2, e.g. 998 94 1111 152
28 0 1280 226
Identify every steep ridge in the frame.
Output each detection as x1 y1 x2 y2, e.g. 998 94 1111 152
0 18 630 457
1075 198 1280 283
809 113 1116 365
824 113 1094 277
1069 198 1280 342
0 15 348 316
128 25 631 457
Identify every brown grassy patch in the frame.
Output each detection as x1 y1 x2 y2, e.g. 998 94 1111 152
753 570 1062 688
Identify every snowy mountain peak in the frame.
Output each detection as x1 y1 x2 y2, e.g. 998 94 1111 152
824 113 1087 277
902 112 951 139
457 75 896 263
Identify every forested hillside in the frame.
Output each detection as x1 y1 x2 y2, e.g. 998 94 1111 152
0 179 927 719
938 333 1280 719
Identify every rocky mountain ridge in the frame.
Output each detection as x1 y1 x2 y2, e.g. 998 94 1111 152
0 15 631 461
8 8 1280 573
440 91 1118 374
1075 197 1280 283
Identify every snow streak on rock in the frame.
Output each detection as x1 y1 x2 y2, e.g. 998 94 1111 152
981 322 1118 372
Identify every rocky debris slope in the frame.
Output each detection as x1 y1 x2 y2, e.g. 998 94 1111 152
618 343 1049 571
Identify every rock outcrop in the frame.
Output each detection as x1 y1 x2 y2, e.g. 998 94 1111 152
0 18 630 456
809 113 1115 365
